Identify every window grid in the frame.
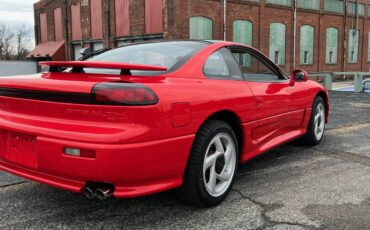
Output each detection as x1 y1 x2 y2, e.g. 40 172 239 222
300 25 314 65
269 23 286 65
297 0 320 10
326 27 338 64
324 0 344 14
348 29 359 64
266 0 292 7
189 16 213 40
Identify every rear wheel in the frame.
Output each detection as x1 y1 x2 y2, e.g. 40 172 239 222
299 96 326 146
177 120 238 208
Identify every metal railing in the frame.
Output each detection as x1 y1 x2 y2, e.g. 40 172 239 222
308 72 370 93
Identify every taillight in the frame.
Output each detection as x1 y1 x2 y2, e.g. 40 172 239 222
92 82 159 106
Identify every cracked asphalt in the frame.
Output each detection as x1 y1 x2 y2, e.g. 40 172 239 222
1 91 370 229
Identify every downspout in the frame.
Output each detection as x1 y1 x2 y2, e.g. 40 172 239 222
292 0 297 69
355 0 359 31
223 0 227 40
64 0 69 60
343 0 348 72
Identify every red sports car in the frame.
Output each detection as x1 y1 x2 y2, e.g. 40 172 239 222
0 41 328 207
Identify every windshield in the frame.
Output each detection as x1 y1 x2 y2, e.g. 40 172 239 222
84 41 208 75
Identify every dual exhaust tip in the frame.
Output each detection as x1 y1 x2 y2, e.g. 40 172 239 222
83 184 114 200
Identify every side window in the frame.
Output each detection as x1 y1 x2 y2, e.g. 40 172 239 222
203 48 243 80
230 48 284 82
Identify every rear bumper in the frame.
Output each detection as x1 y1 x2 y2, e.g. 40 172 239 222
0 134 194 198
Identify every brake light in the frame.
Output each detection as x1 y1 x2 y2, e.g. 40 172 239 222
92 82 159 105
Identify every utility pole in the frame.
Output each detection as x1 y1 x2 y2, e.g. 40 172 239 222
223 0 227 40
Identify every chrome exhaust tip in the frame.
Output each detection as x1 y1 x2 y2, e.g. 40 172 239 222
95 188 113 200
82 186 96 199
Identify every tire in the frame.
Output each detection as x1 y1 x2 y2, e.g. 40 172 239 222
177 120 239 208
298 96 326 146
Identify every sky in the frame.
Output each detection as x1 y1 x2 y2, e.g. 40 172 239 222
0 0 38 25
0 0 39 49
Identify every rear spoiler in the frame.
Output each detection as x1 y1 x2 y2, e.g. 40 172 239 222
39 61 168 72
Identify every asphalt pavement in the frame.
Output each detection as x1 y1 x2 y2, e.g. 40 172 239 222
1 91 370 229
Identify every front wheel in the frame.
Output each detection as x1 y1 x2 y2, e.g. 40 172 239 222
299 96 326 146
177 120 239 208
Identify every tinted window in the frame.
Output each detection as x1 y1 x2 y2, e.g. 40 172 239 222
204 48 243 80
84 41 208 75
230 48 284 82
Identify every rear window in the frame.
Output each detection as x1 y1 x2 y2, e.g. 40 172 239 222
84 41 208 75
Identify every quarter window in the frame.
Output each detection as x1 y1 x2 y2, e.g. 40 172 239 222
204 48 243 80
347 2 364 17
300 25 314 65
230 48 284 82
269 23 286 65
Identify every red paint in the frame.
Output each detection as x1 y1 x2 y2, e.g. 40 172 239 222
0 41 329 198
39 61 168 71
39 13 48 43
115 0 130 36
71 3 82 41
91 0 103 39
145 0 163 34
54 8 63 41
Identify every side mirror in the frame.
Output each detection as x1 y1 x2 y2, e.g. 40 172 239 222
290 69 308 86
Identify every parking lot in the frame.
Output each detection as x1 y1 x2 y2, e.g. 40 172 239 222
1 91 370 229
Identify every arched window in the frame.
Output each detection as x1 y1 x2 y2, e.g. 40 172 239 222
326 27 338 64
189 16 213 40
300 25 314 65
233 20 253 45
269 23 286 65
233 20 253 67
348 29 359 63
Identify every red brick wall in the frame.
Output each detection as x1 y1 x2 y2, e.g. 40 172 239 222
33 0 370 73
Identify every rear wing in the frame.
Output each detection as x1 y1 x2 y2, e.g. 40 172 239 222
39 61 168 73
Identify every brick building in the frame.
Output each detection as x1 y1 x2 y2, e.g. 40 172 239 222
29 0 370 73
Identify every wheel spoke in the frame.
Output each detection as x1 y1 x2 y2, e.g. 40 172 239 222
214 137 224 153
207 165 217 193
217 169 232 182
224 144 233 165
204 152 219 170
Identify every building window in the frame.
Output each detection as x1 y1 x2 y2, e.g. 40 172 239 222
91 42 104 52
300 25 314 65
324 0 344 14
145 0 163 34
54 8 63 42
348 29 359 63
297 0 320 10
368 5 370 18
91 0 103 39
189 16 213 40
266 0 292 6
347 2 364 16
233 20 253 67
73 43 82 60
326 27 338 64
269 23 286 65
71 3 82 41
115 0 130 36
39 13 48 43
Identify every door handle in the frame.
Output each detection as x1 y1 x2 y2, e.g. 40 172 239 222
255 97 264 107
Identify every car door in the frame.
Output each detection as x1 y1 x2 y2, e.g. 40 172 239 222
228 47 306 145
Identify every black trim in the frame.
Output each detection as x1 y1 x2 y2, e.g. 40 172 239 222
0 87 95 104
